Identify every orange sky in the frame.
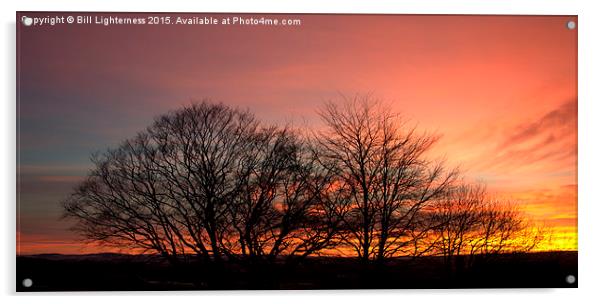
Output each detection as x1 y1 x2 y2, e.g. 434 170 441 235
17 13 577 254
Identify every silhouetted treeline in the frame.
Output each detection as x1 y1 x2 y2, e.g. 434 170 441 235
63 95 545 267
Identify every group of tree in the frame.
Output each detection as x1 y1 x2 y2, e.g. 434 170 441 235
427 183 546 272
63 95 546 267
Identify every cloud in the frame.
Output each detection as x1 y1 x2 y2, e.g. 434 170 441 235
479 100 577 174
499 100 577 150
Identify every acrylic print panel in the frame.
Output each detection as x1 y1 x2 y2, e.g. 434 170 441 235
16 12 577 291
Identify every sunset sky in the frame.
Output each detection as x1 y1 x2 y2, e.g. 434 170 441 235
17 13 577 254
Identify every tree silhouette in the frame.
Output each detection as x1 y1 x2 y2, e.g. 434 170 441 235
315 94 458 262
428 183 546 272
63 102 340 264
62 98 545 269
220 127 342 263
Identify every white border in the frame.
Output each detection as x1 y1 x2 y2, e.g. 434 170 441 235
2 0 601 303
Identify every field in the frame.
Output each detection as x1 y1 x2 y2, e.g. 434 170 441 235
16 251 577 291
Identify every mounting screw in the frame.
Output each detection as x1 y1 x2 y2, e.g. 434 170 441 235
22 278 33 288
21 16 33 26
566 275 576 284
566 21 576 30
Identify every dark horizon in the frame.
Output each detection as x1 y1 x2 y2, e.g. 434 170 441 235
17 251 578 290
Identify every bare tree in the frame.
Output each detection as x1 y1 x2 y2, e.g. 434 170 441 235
220 127 342 263
428 183 547 272
63 103 257 262
316 94 457 262
63 102 340 264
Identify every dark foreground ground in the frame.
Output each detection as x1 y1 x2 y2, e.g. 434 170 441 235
16 251 577 291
